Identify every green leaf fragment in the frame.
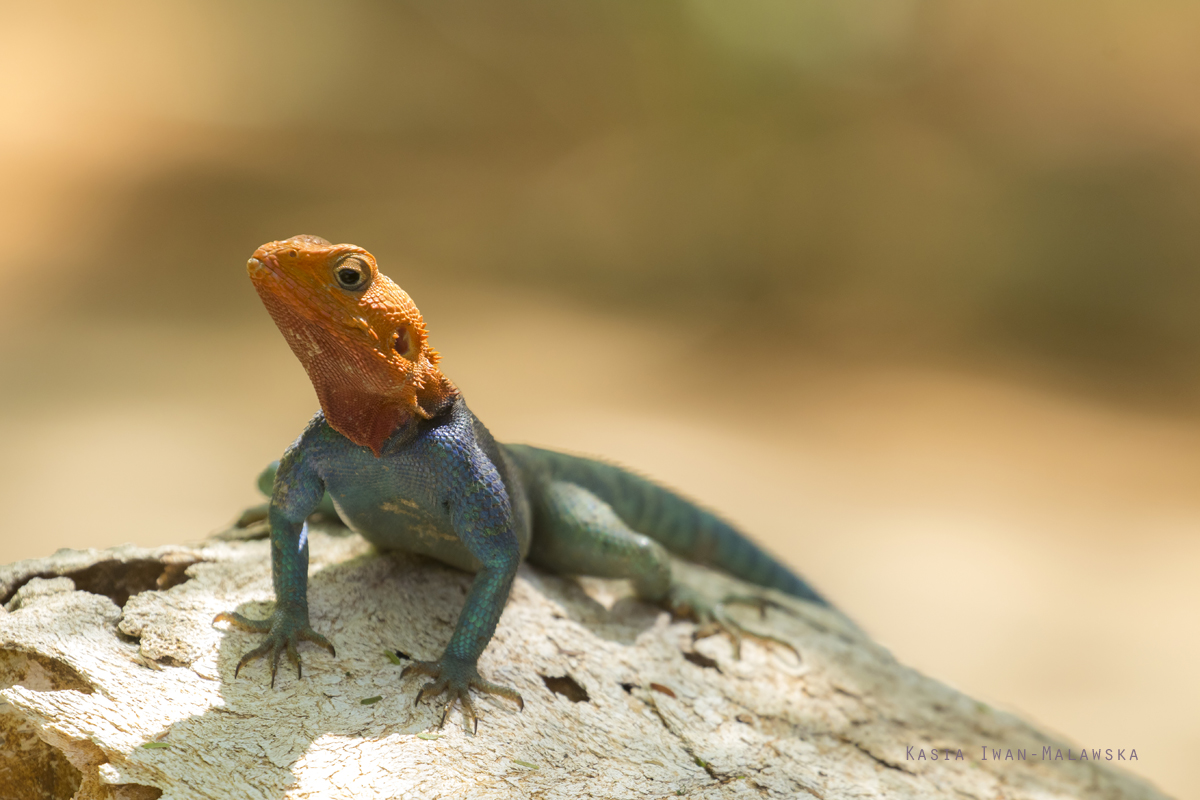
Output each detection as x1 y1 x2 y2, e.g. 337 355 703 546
416 733 441 740
513 760 540 770
360 696 383 705
385 650 402 665
141 742 171 749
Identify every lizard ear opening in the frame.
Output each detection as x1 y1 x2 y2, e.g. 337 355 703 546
394 328 415 359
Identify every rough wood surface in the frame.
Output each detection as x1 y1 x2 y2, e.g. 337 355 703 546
0 523 1169 800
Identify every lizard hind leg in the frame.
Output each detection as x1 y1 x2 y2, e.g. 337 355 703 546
528 480 797 660
527 480 673 603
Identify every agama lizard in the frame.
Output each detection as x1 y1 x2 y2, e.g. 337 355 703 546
215 235 828 727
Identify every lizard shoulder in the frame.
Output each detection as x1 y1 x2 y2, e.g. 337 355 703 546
281 411 341 464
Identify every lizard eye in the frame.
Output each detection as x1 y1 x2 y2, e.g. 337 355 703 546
334 256 370 291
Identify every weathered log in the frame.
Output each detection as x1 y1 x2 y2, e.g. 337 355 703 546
0 523 1168 799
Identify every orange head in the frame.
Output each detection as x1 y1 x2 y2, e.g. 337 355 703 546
248 235 457 455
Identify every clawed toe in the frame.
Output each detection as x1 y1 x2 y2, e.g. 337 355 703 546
691 609 801 662
669 586 799 661
692 607 799 660
301 628 337 657
400 660 440 681
233 640 272 679
213 611 273 633
720 594 796 620
473 677 524 711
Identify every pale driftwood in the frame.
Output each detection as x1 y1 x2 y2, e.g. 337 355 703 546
0 523 1167 800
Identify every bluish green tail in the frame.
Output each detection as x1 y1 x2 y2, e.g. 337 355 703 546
504 445 828 606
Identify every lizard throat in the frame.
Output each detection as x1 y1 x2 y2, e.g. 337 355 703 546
316 373 458 456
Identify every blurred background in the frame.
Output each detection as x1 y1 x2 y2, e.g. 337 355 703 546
1 0 1197 794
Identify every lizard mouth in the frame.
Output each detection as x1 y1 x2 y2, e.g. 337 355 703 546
247 249 283 277
246 256 269 278
245 252 302 310
246 252 294 297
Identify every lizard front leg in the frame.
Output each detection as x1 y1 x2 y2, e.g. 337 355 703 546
214 448 335 685
401 453 525 730
401 554 524 731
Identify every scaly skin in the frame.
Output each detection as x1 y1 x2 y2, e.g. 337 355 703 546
215 235 828 729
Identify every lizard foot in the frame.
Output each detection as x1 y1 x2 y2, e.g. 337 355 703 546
666 586 799 660
213 609 335 687
401 656 523 733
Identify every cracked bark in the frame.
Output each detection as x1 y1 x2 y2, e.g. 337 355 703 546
0 523 1170 800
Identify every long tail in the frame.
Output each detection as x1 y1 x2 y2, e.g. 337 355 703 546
504 444 828 606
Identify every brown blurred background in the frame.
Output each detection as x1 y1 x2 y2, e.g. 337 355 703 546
2 1 1197 795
